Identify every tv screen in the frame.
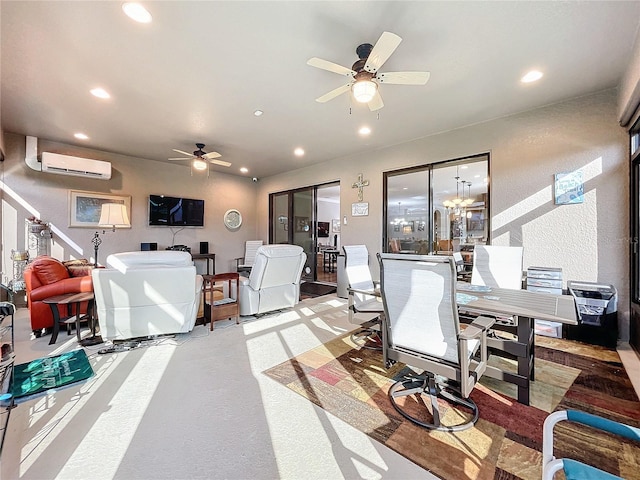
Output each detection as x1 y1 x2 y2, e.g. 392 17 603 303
149 194 205 227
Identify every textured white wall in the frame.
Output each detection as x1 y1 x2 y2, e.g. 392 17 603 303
1 134 259 276
255 89 630 339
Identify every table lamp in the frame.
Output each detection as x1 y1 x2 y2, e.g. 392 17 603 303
91 203 130 266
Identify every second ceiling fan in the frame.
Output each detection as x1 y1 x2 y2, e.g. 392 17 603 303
168 143 231 171
307 31 430 111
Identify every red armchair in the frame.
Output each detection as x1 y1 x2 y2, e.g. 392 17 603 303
23 256 94 337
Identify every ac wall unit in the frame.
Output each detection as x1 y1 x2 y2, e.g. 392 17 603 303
41 152 112 180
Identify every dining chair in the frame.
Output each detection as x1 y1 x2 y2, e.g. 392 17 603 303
452 252 471 281
342 245 383 349
377 253 495 431
471 245 524 289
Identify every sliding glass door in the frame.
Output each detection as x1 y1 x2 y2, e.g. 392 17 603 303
384 154 489 257
292 187 315 282
269 182 341 283
630 119 640 353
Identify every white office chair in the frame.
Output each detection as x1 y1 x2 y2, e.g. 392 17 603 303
377 253 494 431
471 245 524 290
236 240 263 274
342 245 383 349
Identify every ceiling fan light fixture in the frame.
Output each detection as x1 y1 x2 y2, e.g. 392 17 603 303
122 2 152 23
352 79 377 103
192 158 208 171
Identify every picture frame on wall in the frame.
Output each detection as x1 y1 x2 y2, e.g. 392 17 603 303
554 170 584 205
69 190 131 228
331 218 340 233
351 202 369 216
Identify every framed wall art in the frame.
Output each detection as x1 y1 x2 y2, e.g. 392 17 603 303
554 171 584 205
69 190 131 228
351 202 369 216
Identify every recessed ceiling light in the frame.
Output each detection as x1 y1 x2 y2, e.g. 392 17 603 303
521 70 543 83
359 126 371 135
90 88 110 99
294 148 305 157
122 2 152 23
254 110 263 117
460 165 468 169
240 167 249 173
74 133 89 140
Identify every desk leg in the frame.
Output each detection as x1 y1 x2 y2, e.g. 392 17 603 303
516 316 533 406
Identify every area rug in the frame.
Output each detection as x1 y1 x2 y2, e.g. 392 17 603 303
299 282 337 298
12 349 94 402
264 335 640 480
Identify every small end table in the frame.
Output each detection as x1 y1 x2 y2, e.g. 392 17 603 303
43 292 96 345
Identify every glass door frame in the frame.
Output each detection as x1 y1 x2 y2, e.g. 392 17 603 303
269 181 340 283
629 118 640 353
382 153 491 254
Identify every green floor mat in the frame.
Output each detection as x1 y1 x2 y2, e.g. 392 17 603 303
12 349 94 402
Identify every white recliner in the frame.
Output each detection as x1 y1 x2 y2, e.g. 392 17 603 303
239 245 306 316
92 251 203 340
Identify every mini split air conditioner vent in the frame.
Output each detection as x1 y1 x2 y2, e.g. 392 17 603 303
41 152 112 180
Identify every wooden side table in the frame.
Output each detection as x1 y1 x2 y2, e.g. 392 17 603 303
43 292 95 345
202 273 239 330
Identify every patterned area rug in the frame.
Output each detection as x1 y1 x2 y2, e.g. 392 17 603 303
264 334 640 479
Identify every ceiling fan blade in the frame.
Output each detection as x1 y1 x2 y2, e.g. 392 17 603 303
377 71 430 85
316 83 352 103
307 57 355 77
368 90 384 111
203 151 221 159
364 31 402 73
172 149 194 157
210 159 231 167
168 157 191 161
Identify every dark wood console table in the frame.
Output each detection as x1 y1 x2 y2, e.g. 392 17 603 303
192 253 216 275
43 292 95 345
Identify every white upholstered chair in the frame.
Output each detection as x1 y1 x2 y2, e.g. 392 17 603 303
342 245 383 348
377 253 494 431
238 244 306 316
236 240 263 274
471 245 524 290
92 251 203 341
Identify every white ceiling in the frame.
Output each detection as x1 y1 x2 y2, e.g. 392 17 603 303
2 1 639 179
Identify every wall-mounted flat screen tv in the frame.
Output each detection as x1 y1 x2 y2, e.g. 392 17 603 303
149 194 205 227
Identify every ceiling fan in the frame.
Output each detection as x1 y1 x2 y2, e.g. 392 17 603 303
307 31 430 111
168 143 231 171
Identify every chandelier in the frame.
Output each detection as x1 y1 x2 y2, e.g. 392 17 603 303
443 167 474 216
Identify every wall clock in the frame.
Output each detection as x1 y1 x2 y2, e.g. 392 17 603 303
224 209 242 229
